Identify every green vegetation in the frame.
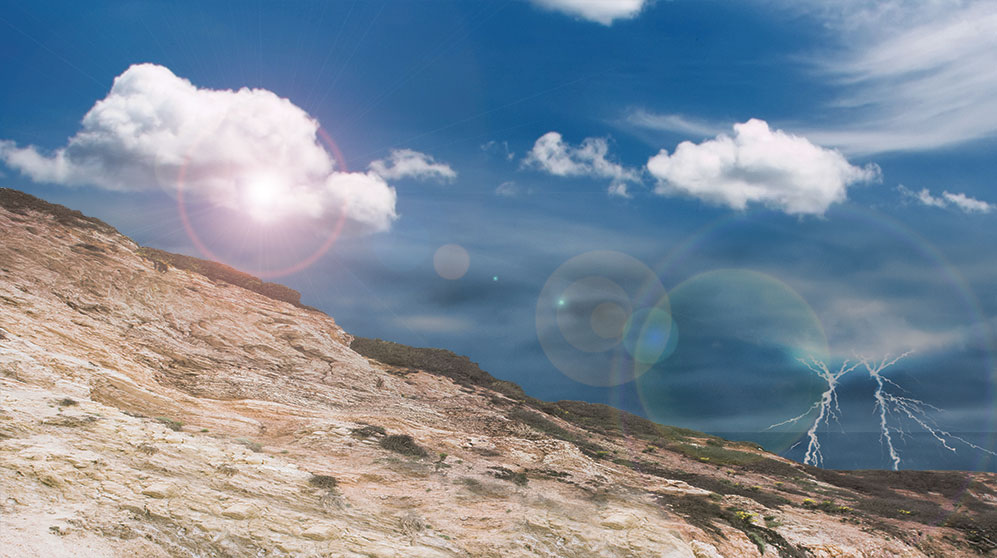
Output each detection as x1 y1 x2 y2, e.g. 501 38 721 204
350 424 386 439
379 434 428 457
0 188 321 311
235 437 263 452
308 474 338 490
802 498 851 514
349 337 527 400
155 416 183 432
488 466 528 486
350 337 761 465
505 406 609 458
662 495 807 558
0 188 117 234
137 246 308 309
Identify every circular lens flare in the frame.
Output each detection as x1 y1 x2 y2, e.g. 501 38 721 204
636 269 829 451
623 306 678 364
174 126 348 279
536 250 670 387
434 244 470 280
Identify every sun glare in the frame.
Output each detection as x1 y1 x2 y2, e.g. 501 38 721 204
243 175 284 223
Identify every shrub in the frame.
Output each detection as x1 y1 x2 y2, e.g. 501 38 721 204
379 434 428 457
155 416 183 431
351 425 386 439
235 437 263 452
308 474 338 490
488 466 528 486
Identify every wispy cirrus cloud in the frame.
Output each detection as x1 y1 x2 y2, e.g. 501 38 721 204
623 108 726 138
898 185 994 214
368 149 456 182
631 2 997 155
529 0 649 25
797 1 997 154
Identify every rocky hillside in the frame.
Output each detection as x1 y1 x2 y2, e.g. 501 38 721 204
2 187 996 557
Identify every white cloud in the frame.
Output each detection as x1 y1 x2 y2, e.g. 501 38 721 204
523 131 641 195
481 140 515 161
530 0 649 25
623 108 724 138
897 185 947 209
368 149 456 182
793 1 997 154
0 63 399 231
899 185 993 214
821 296 966 357
495 181 521 197
646 119 880 216
944 191 994 214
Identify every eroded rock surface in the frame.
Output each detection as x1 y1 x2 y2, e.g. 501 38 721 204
2 188 995 557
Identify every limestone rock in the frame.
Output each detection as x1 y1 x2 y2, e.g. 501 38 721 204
220 503 255 520
301 524 338 541
141 483 173 499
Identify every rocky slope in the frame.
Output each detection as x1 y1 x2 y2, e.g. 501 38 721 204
1 187 996 557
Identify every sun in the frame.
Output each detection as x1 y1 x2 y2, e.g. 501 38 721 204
242 174 286 223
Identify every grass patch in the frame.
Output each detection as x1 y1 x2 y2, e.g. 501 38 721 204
488 466 528 486
615 458 790 509
235 437 263 452
349 337 527 400
506 406 608 458
155 416 183 432
379 434 428 457
944 511 997 553
350 424 386 439
308 474 338 490
660 494 807 557
665 443 800 477
0 188 117 233
137 247 307 309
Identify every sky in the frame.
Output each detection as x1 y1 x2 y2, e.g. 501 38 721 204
2 0 996 470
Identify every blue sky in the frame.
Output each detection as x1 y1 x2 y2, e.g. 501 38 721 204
2 0 996 470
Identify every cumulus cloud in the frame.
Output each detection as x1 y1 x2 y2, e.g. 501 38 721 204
0 63 401 231
530 0 648 25
523 131 641 196
646 119 880 215
898 185 994 214
368 149 456 182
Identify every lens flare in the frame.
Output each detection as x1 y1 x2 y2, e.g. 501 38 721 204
636 269 828 450
536 250 670 387
557 276 631 353
434 244 470 280
623 306 678 364
174 126 348 279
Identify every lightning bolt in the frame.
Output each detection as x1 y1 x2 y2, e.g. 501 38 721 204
767 356 859 467
860 352 996 471
770 351 995 470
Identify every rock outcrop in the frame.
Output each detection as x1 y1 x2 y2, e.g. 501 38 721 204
2 188 995 557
